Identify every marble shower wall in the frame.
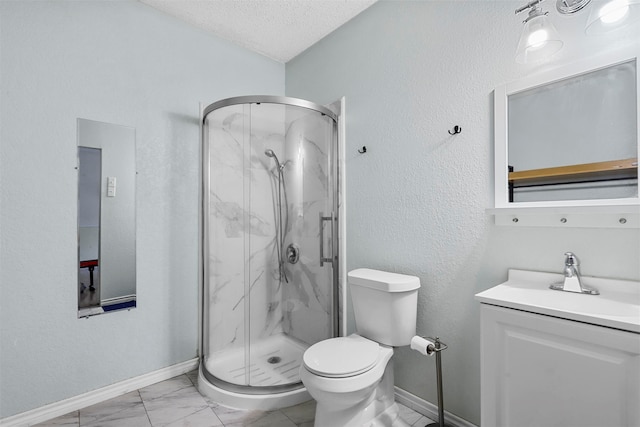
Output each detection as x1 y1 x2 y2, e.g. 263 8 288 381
205 102 336 364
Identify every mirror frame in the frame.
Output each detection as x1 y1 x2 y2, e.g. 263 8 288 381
494 47 640 210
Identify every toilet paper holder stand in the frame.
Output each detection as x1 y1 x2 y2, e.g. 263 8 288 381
412 336 452 427
422 336 448 355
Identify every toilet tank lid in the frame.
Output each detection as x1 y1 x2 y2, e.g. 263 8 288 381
348 268 420 292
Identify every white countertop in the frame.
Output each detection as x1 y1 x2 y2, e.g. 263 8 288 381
475 269 640 333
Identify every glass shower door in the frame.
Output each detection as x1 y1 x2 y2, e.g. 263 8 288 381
246 102 336 388
203 102 249 388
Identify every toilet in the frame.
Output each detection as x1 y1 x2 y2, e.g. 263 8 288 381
300 268 420 427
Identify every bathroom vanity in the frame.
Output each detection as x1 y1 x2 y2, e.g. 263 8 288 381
476 270 640 427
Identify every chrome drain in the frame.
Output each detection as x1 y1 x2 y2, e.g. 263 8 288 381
267 356 281 364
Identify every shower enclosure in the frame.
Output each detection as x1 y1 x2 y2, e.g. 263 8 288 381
199 96 340 409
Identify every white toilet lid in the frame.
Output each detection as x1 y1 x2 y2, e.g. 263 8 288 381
303 336 380 378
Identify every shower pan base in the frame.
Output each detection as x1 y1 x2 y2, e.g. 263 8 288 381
198 333 312 410
205 333 307 386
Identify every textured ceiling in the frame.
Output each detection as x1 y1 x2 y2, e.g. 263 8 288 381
139 0 377 63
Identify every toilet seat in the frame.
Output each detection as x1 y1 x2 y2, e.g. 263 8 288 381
303 336 380 378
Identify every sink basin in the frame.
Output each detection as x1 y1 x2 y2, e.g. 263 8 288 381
475 269 640 333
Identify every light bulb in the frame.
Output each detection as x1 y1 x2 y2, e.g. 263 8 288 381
585 0 640 33
528 29 549 47
599 0 630 22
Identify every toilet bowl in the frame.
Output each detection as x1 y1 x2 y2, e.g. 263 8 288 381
300 269 420 427
300 334 404 427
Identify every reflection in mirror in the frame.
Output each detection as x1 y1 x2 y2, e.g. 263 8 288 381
508 59 638 203
77 119 136 317
495 51 640 208
78 147 102 309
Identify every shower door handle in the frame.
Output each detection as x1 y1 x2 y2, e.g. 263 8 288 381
319 212 334 267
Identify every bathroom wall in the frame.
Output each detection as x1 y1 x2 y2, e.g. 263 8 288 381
0 0 283 418
286 1 640 425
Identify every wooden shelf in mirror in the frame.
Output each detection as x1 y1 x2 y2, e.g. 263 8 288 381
509 158 638 187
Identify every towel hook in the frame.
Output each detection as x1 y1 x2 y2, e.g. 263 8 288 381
448 125 462 135
358 146 367 154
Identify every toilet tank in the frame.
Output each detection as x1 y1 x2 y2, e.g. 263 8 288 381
348 268 420 347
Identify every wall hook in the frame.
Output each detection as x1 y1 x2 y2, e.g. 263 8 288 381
448 125 462 135
358 146 367 154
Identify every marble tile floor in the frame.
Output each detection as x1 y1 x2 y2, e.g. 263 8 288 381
34 370 436 427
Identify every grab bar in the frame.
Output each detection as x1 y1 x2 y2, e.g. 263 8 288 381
319 212 334 266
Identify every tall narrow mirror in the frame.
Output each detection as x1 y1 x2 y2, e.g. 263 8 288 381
77 118 136 317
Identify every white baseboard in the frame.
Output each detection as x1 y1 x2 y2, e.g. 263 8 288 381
0 358 199 427
395 386 477 427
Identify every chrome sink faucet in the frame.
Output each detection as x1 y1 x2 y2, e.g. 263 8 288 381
549 252 599 295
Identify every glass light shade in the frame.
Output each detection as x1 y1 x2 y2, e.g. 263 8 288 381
515 15 564 64
585 0 640 33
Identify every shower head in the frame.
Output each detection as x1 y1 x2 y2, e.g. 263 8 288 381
265 148 285 171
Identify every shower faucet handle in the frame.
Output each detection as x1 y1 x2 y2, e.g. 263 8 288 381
287 244 300 264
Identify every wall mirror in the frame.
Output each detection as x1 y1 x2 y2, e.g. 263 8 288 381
77 118 136 317
494 49 639 209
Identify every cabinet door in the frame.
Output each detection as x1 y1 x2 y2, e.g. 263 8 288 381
481 304 640 427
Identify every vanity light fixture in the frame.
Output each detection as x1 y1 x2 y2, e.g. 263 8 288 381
585 0 640 33
515 0 564 64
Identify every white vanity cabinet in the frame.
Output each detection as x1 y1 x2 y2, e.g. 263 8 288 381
476 270 640 427
480 304 640 427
